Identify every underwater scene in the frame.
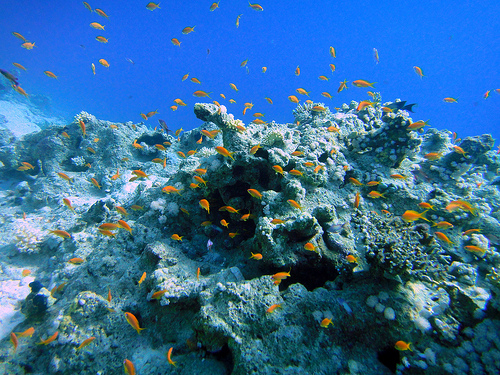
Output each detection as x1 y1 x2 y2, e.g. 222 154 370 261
0 1 500 374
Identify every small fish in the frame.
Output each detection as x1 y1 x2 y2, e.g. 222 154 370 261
248 2 263 11
125 312 145 334
199 199 210 213
337 79 348 93
124 359 136 375
320 318 333 328
118 220 132 234
349 177 363 186
76 337 96 351
167 347 177 367
373 48 379 64
171 38 181 47
435 231 454 245
295 66 300 76
394 341 412 351
193 90 211 98
116 206 129 216
462 229 481 236
272 165 285 176
464 245 486 257
271 219 286 224
262 67 267 73
287 199 302 211
151 289 168 299
272 269 291 280
329 46 336 58
138 272 146 285
352 80 375 88
230 83 238 91
443 97 458 103
12 62 27 71
11 31 28 42
210 2 220 11
367 191 385 199
10 332 18 352
207 239 213 251
162 186 183 195
413 66 424 78
182 26 195 34
21 42 36 50
288 95 299 103
95 36 108 43
296 88 310 96
250 252 262 260
50 230 71 238
146 2 160 11
37 331 59 345
247 188 262 199
402 210 429 222
354 192 360 209
14 327 35 337
215 146 235 160
171 234 183 241
266 303 281 313
95 8 109 18
236 13 242 27
197 267 200 280
99 59 109 68
304 242 317 252
69 257 84 264
22 269 31 277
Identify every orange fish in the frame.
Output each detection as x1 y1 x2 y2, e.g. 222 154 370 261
63 198 75 212
90 178 101 189
151 289 168 299
171 234 183 241
320 318 333 328
76 337 96 351
230 83 238 91
395 341 412 351
69 257 84 264
37 331 59 345
354 192 360 209
210 2 220 11
266 303 281 313
190 77 201 84
124 359 135 375
367 191 385 199
443 97 458 103
435 231 454 245
250 252 262 260
407 120 430 130
118 220 132 234
215 146 235 160
14 327 35 338
219 206 239 213
90 22 105 30
95 36 108 43
288 95 299 103
21 42 36 50
138 272 146 285
413 66 424 78
271 219 286 224
99 59 109 68
304 242 317 252
296 88 310 96
22 269 31 277
193 90 211 98
329 46 336 58
167 347 177 367
424 152 442 161
95 8 109 18
464 245 486 256
50 230 71 238
11 31 28 42
12 62 27 71
10 332 18 352
356 100 373 111
318 75 329 81
116 206 129 216
462 229 481 236
199 199 210 213
146 2 160 11
349 177 363 186
247 188 262 199
162 186 183 195
249 2 264 11
182 26 196 34
433 221 454 229
125 312 145 334
171 38 181 47
352 80 375 88
272 165 285 176
337 79 348 93
401 210 429 222
287 199 302 211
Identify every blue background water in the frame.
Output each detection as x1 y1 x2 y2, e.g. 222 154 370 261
1 1 499 141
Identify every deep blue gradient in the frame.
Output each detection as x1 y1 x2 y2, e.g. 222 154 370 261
1 1 499 141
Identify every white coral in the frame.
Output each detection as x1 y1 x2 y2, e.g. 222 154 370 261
14 218 45 253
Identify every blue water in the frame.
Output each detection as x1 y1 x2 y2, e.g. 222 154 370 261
1 1 499 140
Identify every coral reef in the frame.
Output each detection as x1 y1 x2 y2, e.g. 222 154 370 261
1 98 500 374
